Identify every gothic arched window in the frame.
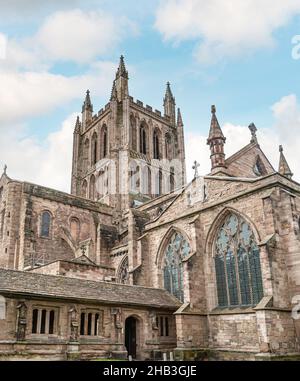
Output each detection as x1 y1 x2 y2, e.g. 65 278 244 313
130 115 137 151
165 133 173 160
163 232 191 302
153 129 160 159
117 256 129 284
214 213 264 307
100 125 108 159
70 217 80 242
82 180 88 198
83 138 89 171
41 211 51 238
169 167 175 192
89 175 96 200
91 132 98 165
140 123 147 155
142 166 151 196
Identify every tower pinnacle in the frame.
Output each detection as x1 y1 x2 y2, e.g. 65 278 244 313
116 55 128 79
207 105 226 171
163 82 176 124
278 145 293 179
82 89 93 112
114 55 129 101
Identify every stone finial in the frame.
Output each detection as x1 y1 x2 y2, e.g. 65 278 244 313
3 164 7 174
207 105 226 171
177 108 183 126
82 89 93 112
248 123 258 144
278 145 293 179
164 82 175 101
116 55 128 79
207 105 225 142
192 160 200 178
163 82 176 124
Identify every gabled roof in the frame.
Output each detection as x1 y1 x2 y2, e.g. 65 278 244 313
225 142 272 168
0 269 181 310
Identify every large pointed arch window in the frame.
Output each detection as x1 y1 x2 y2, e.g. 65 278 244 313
163 232 191 302
214 213 263 307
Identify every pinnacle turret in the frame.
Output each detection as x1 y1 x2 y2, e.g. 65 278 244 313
116 55 128 79
207 105 226 171
82 89 93 112
278 145 293 179
163 82 176 124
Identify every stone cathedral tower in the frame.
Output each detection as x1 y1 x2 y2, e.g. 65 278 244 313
71 56 186 211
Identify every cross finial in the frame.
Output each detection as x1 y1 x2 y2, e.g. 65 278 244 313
211 105 216 114
248 123 258 143
192 160 200 178
3 164 7 174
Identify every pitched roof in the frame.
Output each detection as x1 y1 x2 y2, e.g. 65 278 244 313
225 141 275 172
0 269 181 310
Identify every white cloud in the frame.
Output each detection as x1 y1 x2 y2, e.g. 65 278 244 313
0 7 135 124
0 113 75 192
155 0 300 63
35 9 131 64
0 61 116 124
186 94 299 182
1 8 136 68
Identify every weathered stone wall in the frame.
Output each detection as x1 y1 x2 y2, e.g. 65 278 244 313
0 181 23 269
176 313 209 349
208 312 259 351
0 295 176 360
4 183 114 270
140 174 300 355
30 261 115 281
256 309 300 354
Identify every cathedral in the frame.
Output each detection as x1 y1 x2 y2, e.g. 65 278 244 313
0 56 300 361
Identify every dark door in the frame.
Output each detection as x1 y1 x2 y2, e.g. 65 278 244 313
125 317 137 358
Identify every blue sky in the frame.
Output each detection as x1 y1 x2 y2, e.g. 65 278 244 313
1 0 300 191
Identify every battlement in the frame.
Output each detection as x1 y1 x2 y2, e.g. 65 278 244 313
128 96 172 125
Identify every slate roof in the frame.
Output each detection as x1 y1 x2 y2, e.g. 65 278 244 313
0 269 181 310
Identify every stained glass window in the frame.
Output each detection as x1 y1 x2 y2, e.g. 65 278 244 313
214 213 263 307
163 232 190 302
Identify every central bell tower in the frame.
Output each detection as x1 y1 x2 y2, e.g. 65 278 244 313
71 56 187 210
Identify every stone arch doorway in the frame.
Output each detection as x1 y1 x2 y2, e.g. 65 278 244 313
125 316 139 359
